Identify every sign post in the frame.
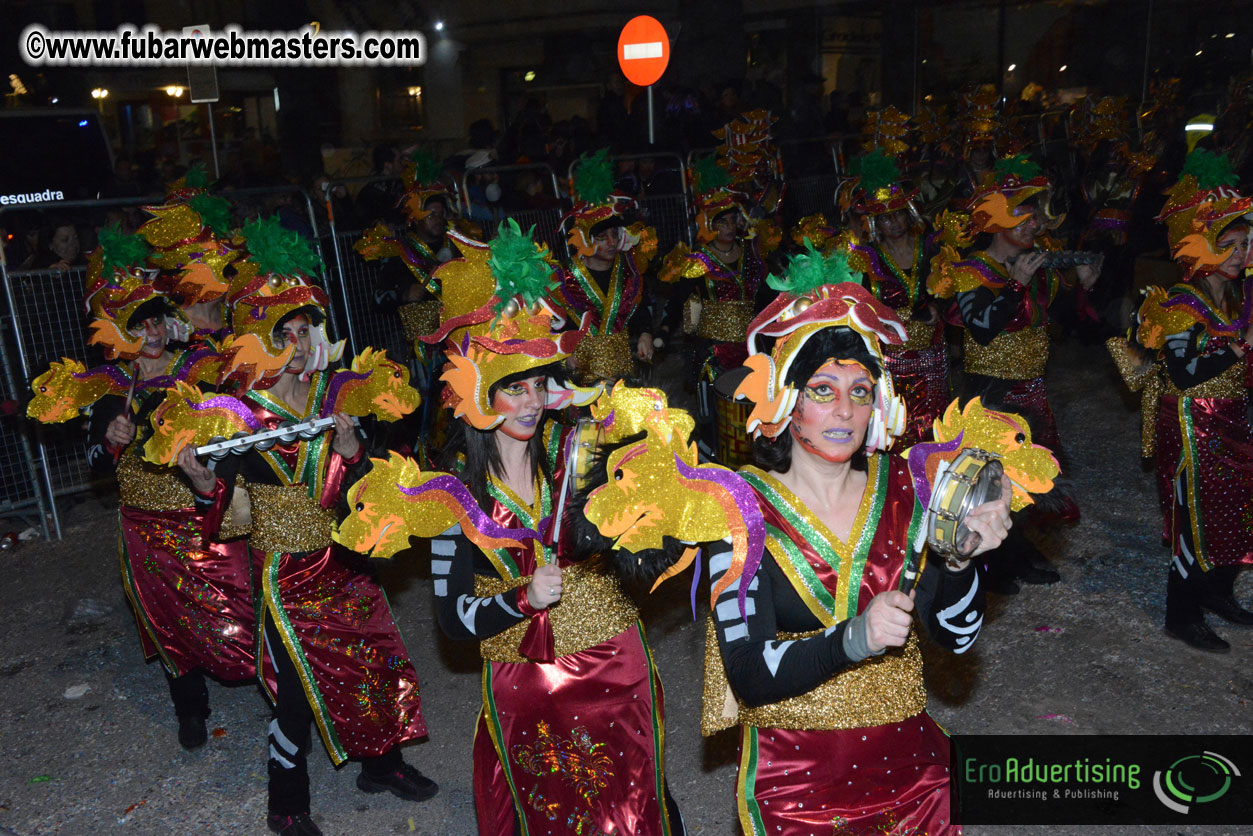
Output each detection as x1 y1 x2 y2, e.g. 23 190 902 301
617 16 670 146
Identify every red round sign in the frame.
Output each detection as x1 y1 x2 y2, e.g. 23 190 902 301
617 15 670 87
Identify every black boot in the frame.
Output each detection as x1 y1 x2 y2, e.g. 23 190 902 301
1008 530 1060 585
1164 566 1230 652
357 748 439 802
267 813 322 836
1199 567 1253 626
167 670 209 750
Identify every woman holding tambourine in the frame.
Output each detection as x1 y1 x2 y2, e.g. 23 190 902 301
929 155 1103 594
704 264 1016 835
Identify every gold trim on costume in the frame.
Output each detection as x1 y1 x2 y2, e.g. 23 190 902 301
474 562 639 663
963 326 1049 379
697 300 756 342
247 483 336 553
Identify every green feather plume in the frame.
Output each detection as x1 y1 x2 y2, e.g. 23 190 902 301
183 164 210 190
691 154 731 195
850 150 900 194
240 215 322 279
408 150 444 186
98 224 150 270
488 218 557 313
572 149 615 206
993 154 1042 182
188 192 234 237
767 239 861 294
1182 149 1238 190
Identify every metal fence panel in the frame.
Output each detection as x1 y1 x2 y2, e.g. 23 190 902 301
638 193 691 256
321 229 410 361
781 174 840 221
0 325 52 538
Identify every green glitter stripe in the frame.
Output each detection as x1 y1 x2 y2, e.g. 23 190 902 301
262 551 347 764
738 726 766 836
738 471 838 567
487 546 521 580
899 495 927 591
487 481 532 527
482 664 528 835
1179 398 1211 571
116 517 181 676
874 237 924 306
545 423 562 471
764 524 838 622
636 624 672 835
603 258 624 332
841 458 889 618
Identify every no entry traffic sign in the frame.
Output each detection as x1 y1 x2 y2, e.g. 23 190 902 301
617 15 669 87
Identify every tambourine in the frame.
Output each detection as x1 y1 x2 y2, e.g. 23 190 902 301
924 448 1004 558
551 418 604 545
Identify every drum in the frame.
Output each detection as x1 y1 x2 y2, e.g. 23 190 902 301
925 448 1004 558
712 366 753 470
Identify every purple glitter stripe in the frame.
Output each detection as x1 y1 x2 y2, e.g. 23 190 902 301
852 242 896 284
1162 292 1242 336
674 456 766 617
1089 217 1129 231
190 395 264 430
961 257 1009 285
688 252 736 281
320 368 370 418
397 474 540 545
75 364 131 387
906 432 965 510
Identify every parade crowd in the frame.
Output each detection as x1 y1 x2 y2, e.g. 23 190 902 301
19 77 1253 836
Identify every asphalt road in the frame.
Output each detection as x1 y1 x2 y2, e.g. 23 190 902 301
1 338 1250 836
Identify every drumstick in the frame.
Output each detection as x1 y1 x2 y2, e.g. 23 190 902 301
112 370 139 463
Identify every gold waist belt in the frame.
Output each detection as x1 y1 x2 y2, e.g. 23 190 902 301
475 561 639 663
1162 360 1247 400
247 483 335 554
116 453 249 539
892 318 941 353
701 619 926 735
398 300 442 343
117 451 196 511
573 330 633 382
698 300 755 342
963 327 1049 379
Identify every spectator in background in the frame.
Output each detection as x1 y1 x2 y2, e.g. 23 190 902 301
311 174 361 231
355 144 403 226
26 220 82 271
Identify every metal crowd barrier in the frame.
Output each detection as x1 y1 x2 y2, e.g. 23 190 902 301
0 186 333 539
611 151 692 255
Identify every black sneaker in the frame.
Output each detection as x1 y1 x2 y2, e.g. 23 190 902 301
267 813 323 836
356 763 439 802
1164 621 1230 653
177 714 208 750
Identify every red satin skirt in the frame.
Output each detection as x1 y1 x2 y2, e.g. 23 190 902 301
887 344 950 447
118 506 255 681
258 545 427 764
1158 395 1253 569
473 624 674 836
736 713 959 836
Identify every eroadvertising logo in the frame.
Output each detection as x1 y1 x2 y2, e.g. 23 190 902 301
1152 751 1240 814
952 736 1253 825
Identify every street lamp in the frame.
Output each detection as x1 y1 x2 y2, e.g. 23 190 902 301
91 87 108 99
166 85 185 97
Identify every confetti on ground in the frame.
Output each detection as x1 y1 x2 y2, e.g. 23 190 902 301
1036 713 1074 724
1034 626 1063 633
28 775 53 784
409 818 416 831
122 800 147 815
212 727 227 739
63 683 91 699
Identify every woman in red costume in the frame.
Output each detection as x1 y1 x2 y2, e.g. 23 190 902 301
929 155 1102 593
183 218 434 836
841 149 949 446
1127 151 1253 651
710 263 1013 835
82 228 254 752
422 222 684 835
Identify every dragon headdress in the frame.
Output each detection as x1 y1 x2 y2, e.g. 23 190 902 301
969 154 1055 234
734 246 906 451
1156 150 1252 282
563 149 637 257
420 220 598 429
84 225 190 361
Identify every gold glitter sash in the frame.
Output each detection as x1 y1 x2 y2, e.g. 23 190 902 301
697 300 756 342
116 451 249 539
963 326 1049 379
572 330 633 383
247 483 336 554
700 619 926 735
475 561 639 663
891 318 941 353
1163 359 1247 400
